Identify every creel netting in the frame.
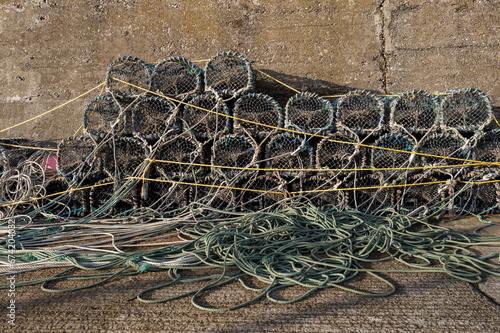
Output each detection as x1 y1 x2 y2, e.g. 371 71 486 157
417 129 471 169
450 168 500 214
342 171 391 213
371 132 416 174
285 92 334 133
336 89 384 135
440 88 492 132
316 131 359 176
233 93 283 136
291 175 346 210
42 176 89 217
90 176 140 216
239 174 287 211
389 90 440 133
106 56 151 98
265 133 314 177
131 96 177 140
394 173 448 215
83 93 127 138
56 136 98 184
189 175 236 211
154 132 203 179
211 133 259 178
103 136 149 180
142 177 190 213
473 129 500 167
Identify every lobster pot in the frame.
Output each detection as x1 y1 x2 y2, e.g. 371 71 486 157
285 92 334 133
240 174 286 211
57 136 99 184
336 90 384 135
294 175 346 210
154 133 203 179
395 173 447 215
149 57 204 99
103 137 149 180
106 56 151 98
316 131 360 177
371 132 416 177
90 177 140 216
342 172 391 213
417 130 471 171
204 51 255 97
83 94 127 138
211 133 259 178
233 93 283 137
142 177 190 213
441 88 492 132
42 177 89 217
182 94 231 140
131 96 177 140
450 169 500 214
389 90 440 134
265 133 314 178
0 138 37 172
189 175 236 211
474 129 500 167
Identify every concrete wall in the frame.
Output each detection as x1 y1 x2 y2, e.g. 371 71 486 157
0 0 498 140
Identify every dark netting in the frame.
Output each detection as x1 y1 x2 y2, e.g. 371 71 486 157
106 56 151 98
90 177 140 216
233 93 283 136
316 131 359 176
154 133 203 179
131 96 177 140
42 177 89 217
450 169 500 214
0 138 36 172
240 174 286 211
265 133 313 177
417 130 471 169
293 175 346 210
285 92 334 133
336 90 384 135
441 88 492 132
149 57 204 99
182 94 231 140
371 132 416 174
473 129 500 166
343 172 391 213
395 173 447 214
104 137 149 180
204 51 255 98
211 133 259 178
389 90 440 133
83 94 127 138
142 178 190 213
57 136 98 184
189 175 236 211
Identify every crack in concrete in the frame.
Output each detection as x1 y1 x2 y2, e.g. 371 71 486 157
377 0 389 94
470 283 500 309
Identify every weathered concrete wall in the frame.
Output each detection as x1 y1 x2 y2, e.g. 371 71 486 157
0 0 498 140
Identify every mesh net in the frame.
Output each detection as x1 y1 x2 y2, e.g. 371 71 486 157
343 172 391 212
389 90 439 133
189 176 236 211
233 93 283 136
57 136 97 183
0 138 36 172
211 133 259 177
83 94 126 138
106 56 150 98
285 92 334 132
142 178 190 213
149 57 204 99
90 177 140 216
316 131 359 176
204 51 255 98
182 94 230 139
450 170 500 214
395 173 446 214
104 137 149 179
154 133 203 179
131 96 177 140
441 88 492 132
240 174 286 211
473 129 500 166
336 90 384 135
293 175 346 210
42 177 89 217
418 130 470 168
265 133 313 177
371 132 416 173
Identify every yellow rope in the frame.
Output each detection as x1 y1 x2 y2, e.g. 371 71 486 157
254 68 301 94
492 113 500 129
0 82 105 134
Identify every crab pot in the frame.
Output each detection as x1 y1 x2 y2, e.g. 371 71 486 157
142 177 190 213
90 177 140 216
83 94 127 139
211 133 259 178
41 177 89 217
131 96 178 141
204 51 255 98
0 138 37 172
149 57 204 99
336 90 384 135
182 94 231 140
473 129 500 167
106 56 151 98
103 137 149 180
316 131 360 177
285 92 334 133
389 90 440 134
440 88 492 133
293 175 346 210
233 93 283 138
154 133 203 179
417 129 472 173
57 136 100 184
189 175 237 211
239 174 287 211
265 133 314 178
342 171 391 213
371 132 416 178
450 169 500 215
